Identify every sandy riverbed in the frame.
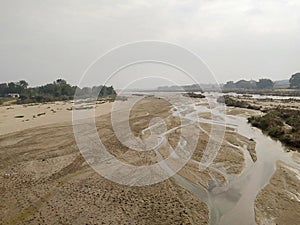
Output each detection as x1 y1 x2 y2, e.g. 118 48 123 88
255 161 300 225
0 101 113 135
0 97 211 225
0 95 299 224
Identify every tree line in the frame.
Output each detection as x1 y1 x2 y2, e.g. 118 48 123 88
0 79 116 104
290 73 300 89
223 73 300 90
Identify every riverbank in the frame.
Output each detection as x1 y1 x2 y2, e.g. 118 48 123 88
222 88 300 97
217 94 300 224
255 161 300 225
219 95 300 151
218 95 300 111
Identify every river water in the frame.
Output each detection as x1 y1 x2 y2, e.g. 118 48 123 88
147 92 299 225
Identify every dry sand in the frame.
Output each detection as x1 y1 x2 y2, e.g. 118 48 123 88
0 101 113 135
0 97 211 225
227 96 300 111
1 96 297 224
255 161 300 225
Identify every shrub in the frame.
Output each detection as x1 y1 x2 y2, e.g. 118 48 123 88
268 127 284 138
183 92 205 98
248 108 300 150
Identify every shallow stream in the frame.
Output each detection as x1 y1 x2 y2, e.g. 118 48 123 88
150 93 299 225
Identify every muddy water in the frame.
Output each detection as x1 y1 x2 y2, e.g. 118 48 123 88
150 93 299 225
206 115 297 225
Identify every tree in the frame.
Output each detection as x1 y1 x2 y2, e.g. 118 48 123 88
223 81 236 89
289 73 300 89
81 87 92 96
0 83 8 96
0 78 116 103
61 84 75 96
7 82 17 93
99 85 116 96
18 80 28 89
55 78 67 86
92 86 102 96
235 80 256 89
257 79 274 89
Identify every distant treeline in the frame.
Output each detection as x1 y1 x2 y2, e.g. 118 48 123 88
223 73 300 90
0 79 116 104
157 84 203 92
223 79 273 89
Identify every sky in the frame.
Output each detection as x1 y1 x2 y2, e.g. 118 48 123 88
1 0 300 88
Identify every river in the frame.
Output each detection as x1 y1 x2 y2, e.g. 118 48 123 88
148 92 299 225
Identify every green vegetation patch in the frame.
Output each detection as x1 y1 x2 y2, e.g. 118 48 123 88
0 79 117 105
217 95 261 110
248 109 300 149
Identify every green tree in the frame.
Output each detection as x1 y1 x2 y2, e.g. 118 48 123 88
7 82 17 93
0 83 8 96
235 80 256 89
223 81 236 89
81 87 92 96
18 80 28 89
256 79 274 89
289 73 300 89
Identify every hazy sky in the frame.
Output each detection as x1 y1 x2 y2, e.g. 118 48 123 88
1 0 300 88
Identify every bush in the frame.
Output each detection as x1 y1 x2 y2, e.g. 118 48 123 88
290 128 297 133
248 108 300 150
268 127 284 138
218 95 254 108
183 92 205 98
